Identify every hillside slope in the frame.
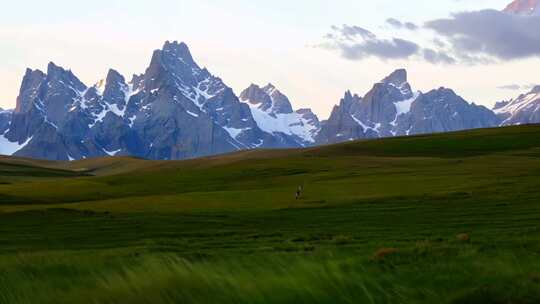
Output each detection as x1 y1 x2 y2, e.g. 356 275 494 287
1 124 539 208
1 124 540 303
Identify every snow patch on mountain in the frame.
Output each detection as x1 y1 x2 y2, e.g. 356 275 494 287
103 148 122 156
0 134 32 156
391 91 421 126
352 115 381 134
495 91 540 116
495 86 540 125
88 82 139 128
241 97 318 143
395 91 421 116
239 84 320 144
223 126 250 139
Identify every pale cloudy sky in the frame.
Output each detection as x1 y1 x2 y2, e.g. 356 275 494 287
0 0 536 118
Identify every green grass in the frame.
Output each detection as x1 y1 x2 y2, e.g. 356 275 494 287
0 125 540 303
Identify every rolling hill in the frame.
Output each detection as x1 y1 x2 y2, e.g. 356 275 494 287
0 124 540 303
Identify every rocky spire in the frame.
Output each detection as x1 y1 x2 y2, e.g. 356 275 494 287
15 68 46 113
381 69 408 87
103 69 129 109
143 41 203 92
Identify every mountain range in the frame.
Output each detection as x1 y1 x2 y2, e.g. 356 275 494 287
0 40 538 160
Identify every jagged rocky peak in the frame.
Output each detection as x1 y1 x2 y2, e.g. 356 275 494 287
432 87 453 96
162 40 197 67
340 90 361 109
382 69 407 86
495 83 540 125
380 68 412 96
240 84 273 109
343 90 361 100
15 68 46 113
102 69 130 108
493 100 511 111
418 87 458 106
105 69 126 87
314 90 365 145
143 40 205 91
263 83 294 114
238 82 320 146
130 74 145 91
46 62 86 92
240 83 294 114
2 39 520 161
151 40 199 73
13 61 88 128
43 62 87 111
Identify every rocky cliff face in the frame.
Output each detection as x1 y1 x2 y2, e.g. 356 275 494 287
0 42 534 160
0 108 11 133
0 41 305 160
316 91 366 144
317 69 500 144
494 86 540 125
239 84 320 146
404 88 501 135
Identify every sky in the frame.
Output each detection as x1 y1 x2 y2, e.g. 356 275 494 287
0 0 537 118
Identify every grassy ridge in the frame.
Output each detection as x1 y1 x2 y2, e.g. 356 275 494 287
309 124 540 157
0 125 540 303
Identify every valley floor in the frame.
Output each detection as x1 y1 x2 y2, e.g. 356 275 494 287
1 125 540 303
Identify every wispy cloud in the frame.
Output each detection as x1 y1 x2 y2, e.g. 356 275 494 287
320 9 540 66
422 48 456 64
320 24 420 61
497 83 538 91
386 18 419 30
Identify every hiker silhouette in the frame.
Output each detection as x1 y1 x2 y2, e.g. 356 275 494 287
295 185 304 200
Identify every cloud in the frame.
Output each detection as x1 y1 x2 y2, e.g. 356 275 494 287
425 10 540 60
340 38 419 60
322 24 420 61
432 38 446 48
386 18 419 31
422 49 456 64
497 84 522 90
498 83 539 91
330 25 375 40
321 10 540 66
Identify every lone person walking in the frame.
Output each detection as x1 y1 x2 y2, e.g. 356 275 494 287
295 185 303 200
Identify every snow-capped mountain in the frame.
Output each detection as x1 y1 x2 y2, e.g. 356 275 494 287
0 41 306 160
0 41 536 161
494 85 540 125
239 84 320 146
504 0 540 15
317 69 500 144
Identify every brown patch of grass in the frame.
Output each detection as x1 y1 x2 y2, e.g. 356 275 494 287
456 233 471 243
371 248 399 260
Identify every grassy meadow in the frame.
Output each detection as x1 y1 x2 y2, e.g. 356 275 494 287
1 125 540 303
